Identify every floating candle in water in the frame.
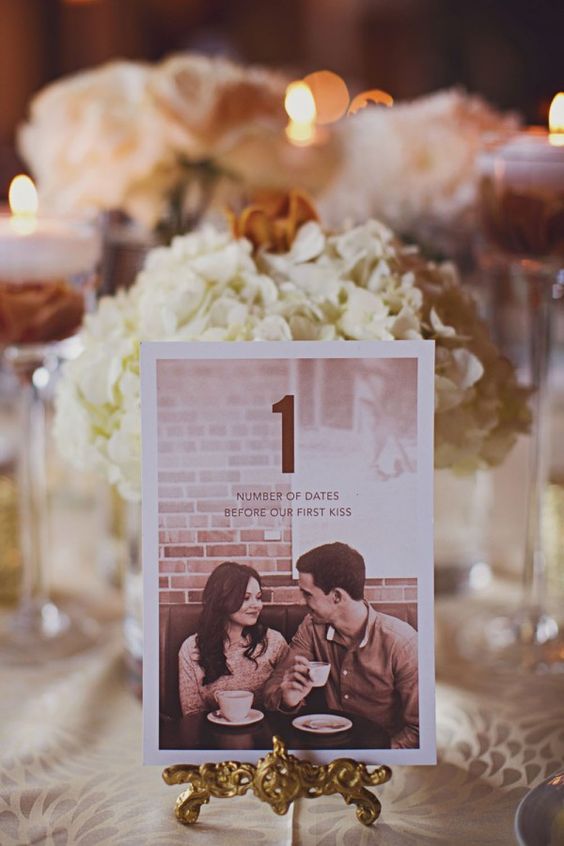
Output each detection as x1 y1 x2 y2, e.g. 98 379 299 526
478 92 564 257
0 175 100 344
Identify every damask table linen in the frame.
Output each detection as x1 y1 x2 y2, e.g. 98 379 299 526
1 589 563 845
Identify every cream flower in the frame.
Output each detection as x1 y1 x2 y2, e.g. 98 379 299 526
17 55 340 231
148 53 288 159
318 89 518 244
18 62 172 219
54 218 529 500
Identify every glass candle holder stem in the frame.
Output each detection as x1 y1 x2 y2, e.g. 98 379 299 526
467 115 564 670
7 355 68 640
19 371 48 609
518 264 558 644
0 204 101 661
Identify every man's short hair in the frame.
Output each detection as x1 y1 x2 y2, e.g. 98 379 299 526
296 542 365 600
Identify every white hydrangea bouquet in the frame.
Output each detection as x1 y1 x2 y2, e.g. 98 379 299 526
54 192 529 501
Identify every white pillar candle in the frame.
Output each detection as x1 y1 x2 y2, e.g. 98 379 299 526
479 128 564 193
0 214 100 282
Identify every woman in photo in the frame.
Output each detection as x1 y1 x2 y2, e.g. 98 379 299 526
178 561 288 715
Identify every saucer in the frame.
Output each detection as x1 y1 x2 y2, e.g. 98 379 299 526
207 708 264 727
292 714 353 734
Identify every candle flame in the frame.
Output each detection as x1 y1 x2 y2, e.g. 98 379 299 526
9 174 38 217
285 81 317 146
285 81 316 123
348 89 394 115
8 175 38 235
548 92 564 146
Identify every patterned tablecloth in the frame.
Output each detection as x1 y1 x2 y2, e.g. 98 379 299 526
1 583 563 846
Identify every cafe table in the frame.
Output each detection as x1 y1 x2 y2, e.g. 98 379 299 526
1 573 563 845
159 708 390 753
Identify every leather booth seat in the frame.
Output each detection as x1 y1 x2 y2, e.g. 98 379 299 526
160 601 417 718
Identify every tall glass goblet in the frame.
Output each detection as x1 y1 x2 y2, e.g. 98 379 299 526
0 208 101 662
467 127 564 671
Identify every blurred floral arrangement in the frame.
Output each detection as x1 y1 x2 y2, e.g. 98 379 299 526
17 55 340 239
18 55 515 249
319 88 518 252
54 191 529 501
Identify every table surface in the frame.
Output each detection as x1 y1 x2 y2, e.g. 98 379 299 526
1 581 563 846
160 708 390 752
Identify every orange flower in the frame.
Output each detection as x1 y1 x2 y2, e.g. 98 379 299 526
227 189 319 252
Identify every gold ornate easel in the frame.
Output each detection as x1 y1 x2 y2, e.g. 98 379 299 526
163 736 392 827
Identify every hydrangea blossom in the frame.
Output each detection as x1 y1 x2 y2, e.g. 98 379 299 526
55 220 529 501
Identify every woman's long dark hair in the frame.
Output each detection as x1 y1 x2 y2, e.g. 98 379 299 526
196 562 268 685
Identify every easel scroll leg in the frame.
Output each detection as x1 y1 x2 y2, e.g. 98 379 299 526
162 765 211 826
330 762 392 827
174 785 210 825
341 785 383 826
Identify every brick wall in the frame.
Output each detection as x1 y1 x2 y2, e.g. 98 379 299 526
156 359 416 607
365 578 417 604
157 359 295 604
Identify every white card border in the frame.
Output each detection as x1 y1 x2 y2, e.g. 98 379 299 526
142 340 436 766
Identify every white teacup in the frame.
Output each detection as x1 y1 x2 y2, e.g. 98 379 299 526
216 690 253 722
308 661 331 687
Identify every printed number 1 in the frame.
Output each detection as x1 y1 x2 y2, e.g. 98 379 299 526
272 395 295 473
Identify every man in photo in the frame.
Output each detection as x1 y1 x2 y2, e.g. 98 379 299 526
263 542 419 748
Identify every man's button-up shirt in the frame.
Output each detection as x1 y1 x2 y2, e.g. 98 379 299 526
263 603 419 749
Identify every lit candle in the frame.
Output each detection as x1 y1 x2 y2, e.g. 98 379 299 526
478 92 564 257
0 175 100 282
0 175 100 345
548 92 564 146
284 81 319 147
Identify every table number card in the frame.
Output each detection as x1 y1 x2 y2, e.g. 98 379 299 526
142 341 436 765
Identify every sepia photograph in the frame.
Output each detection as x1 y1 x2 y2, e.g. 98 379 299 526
142 340 435 765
